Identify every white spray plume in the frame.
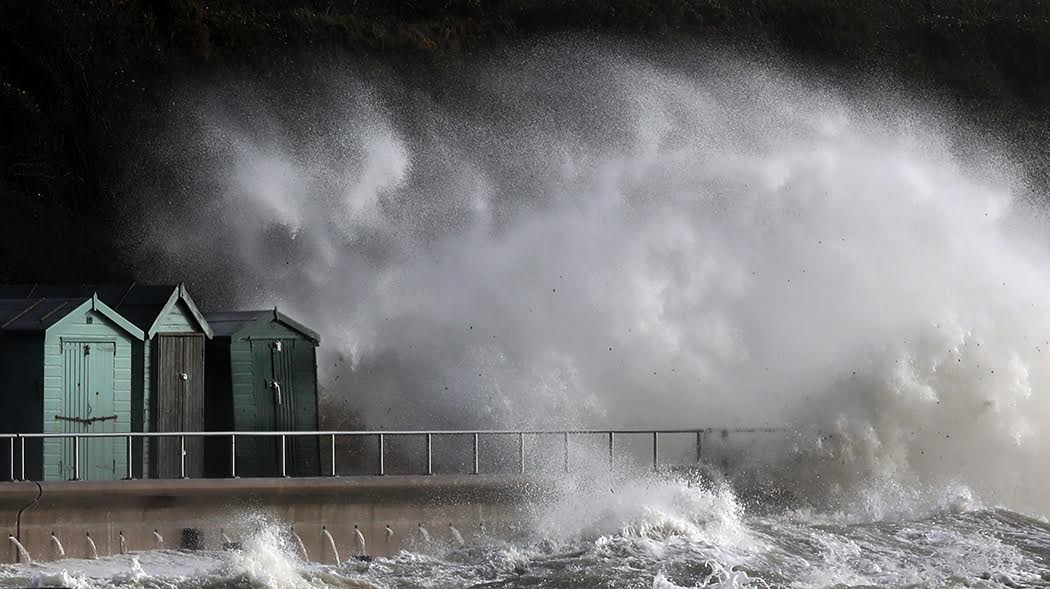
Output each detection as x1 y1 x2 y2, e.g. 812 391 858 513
121 41 1050 517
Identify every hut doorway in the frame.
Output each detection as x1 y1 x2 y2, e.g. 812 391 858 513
252 338 319 476
58 341 119 481
153 334 205 478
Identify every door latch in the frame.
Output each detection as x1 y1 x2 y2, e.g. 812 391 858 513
55 415 117 425
272 381 282 405
179 373 188 381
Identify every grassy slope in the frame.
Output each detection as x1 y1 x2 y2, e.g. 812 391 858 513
0 1 1048 280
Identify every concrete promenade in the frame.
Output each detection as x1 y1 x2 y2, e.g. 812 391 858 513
0 475 546 564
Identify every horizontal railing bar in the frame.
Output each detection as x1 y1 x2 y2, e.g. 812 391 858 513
5 427 787 439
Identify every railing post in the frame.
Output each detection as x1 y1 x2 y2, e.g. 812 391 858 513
518 432 525 475
378 433 385 476
472 433 479 475
696 430 704 463
279 434 288 478
8 437 13 482
563 432 569 473
231 434 238 478
329 434 337 477
425 434 433 476
652 431 659 472
179 435 186 479
608 432 615 468
19 436 26 481
125 435 134 480
72 436 81 481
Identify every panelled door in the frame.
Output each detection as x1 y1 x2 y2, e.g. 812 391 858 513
249 338 319 477
154 334 205 478
59 341 119 480
270 339 319 476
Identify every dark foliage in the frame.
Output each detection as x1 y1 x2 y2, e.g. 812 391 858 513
1 1 1048 281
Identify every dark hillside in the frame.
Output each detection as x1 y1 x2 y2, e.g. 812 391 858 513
1 1 1048 281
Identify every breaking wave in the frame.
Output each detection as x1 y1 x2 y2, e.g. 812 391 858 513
119 38 1050 520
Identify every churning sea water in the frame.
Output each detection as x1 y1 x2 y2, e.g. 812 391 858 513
2 471 1049 589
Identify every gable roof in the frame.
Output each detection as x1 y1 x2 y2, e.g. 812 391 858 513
204 308 320 344
0 284 212 338
0 295 145 340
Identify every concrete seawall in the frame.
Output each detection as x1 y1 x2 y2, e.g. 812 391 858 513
0 476 547 564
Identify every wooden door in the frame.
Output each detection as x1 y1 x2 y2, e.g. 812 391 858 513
271 339 319 476
245 338 318 477
58 342 118 480
153 334 205 478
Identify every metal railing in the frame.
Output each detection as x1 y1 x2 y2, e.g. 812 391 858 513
0 427 784 482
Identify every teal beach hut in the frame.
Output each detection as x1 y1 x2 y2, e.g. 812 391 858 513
203 309 321 477
0 295 144 480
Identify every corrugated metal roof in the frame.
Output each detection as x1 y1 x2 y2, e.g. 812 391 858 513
0 297 90 331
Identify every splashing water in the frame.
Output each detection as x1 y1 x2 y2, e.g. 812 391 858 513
2 483 1049 589
449 524 465 547
123 40 1050 520
8 536 30 564
416 524 431 547
50 533 65 559
108 38 1050 588
321 527 340 564
152 530 164 549
291 529 309 562
353 525 366 557
226 526 313 589
85 533 98 560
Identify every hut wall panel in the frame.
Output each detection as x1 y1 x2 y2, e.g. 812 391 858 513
0 333 44 479
229 340 257 474
238 320 303 340
230 342 254 430
131 340 146 477
153 301 197 333
202 339 232 477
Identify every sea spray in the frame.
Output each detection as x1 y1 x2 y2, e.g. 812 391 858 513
124 40 1050 518
449 524 464 547
227 527 310 589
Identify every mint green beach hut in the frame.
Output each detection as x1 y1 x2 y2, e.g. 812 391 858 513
0 295 144 480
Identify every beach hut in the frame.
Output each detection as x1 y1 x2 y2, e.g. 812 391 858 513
0 284 214 478
203 309 320 477
0 295 143 480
